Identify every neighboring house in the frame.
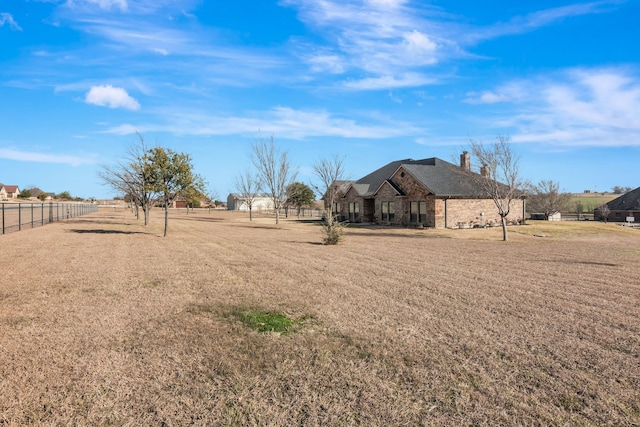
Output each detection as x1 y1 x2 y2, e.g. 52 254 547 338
530 211 562 221
26 187 53 201
594 186 640 222
330 153 525 229
0 184 20 199
227 193 274 212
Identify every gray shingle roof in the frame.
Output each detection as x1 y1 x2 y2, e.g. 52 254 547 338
605 187 640 211
349 157 488 197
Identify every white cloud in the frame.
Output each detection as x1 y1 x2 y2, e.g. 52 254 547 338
85 85 140 110
465 91 512 104
344 73 437 90
0 148 94 166
66 0 128 12
483 67 640 147
102 106 424 139
467 1 621 43
0 13 22 31
283 0 444 88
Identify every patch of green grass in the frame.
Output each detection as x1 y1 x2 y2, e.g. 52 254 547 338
620 249 640 255
230 307 304 334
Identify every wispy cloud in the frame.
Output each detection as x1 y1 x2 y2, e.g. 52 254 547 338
85 85 140 110
102 106 424 139
0 148 95 166
478 67 640 147
0 13 23 31
467 1 623 43
282 0 622 91
283 0 446 82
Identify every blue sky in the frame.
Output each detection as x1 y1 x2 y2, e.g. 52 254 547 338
1 0 639 200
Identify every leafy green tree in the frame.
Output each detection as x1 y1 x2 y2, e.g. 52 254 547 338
56 191 72 200
18 189 32 199
146 146 205 237
286 182 315 218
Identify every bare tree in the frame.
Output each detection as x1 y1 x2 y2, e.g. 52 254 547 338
596 204 611 223
469 134 523 241
574 200 584 220
251 135 297 224
99 133 156 225
312 154 348 212
525 180 572 220
312 154 348 245
235 170 262 221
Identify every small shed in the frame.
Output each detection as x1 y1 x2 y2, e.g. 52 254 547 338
530 212 561 221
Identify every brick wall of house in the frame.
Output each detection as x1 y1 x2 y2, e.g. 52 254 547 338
340 188 363 222
442 198 525 228
390 167 434 226
375 182 404 225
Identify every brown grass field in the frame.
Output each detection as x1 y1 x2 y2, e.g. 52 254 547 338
1 208 638 426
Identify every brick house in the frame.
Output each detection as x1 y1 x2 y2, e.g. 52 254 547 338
594 186 640 222
330 153 525 229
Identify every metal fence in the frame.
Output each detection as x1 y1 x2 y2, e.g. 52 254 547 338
1 202 99 235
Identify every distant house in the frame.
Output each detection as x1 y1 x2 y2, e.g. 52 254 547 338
530 211 561 221
0 184 20 200
27 187 53 201
594 186 640 222
227 193 273 212
329 153 525 229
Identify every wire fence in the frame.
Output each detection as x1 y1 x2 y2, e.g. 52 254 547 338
1 202 99 235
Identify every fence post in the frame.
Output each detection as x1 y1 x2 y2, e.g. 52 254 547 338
1 203 4 235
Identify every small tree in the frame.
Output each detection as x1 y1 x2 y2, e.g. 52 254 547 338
18 189 32 199
146 146 205 237
574 200 584 220
469 135 523 242
525 180 572 220
99 134 156 225
286 182 315 218
235 170 262 221
596 204 610 223
312 154 348 245
251 135 297 225
55 191 72 200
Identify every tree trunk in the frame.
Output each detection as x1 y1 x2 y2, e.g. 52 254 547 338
249 207 253 221
501 215 508 242
163 206 169 237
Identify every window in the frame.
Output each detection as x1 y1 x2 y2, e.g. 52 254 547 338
410 201 427 223
381 201 395 222
333 202 341 216
349 202 360 222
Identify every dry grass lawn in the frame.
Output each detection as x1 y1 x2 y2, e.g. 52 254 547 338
1 208 639 426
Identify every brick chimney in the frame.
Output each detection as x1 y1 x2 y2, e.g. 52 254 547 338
480 164 490 178
460 151 470 171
